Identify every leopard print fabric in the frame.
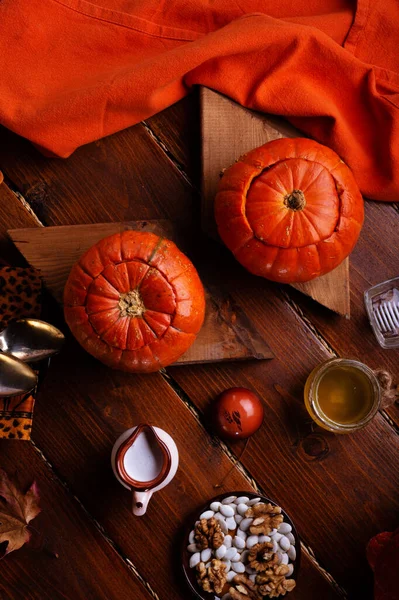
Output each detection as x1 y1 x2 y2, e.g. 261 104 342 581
0 266 42 440
0 266 42 328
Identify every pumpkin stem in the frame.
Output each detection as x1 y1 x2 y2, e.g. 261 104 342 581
118 290 145 318
284 189 306 211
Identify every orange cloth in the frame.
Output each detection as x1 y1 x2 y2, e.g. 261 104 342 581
0 0 398 201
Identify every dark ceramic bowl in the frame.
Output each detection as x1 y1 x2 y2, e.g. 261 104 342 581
182 491 301 600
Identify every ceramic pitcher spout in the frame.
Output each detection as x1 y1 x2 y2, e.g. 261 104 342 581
132 490 153 516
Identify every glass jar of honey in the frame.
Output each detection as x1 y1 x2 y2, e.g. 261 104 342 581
304 358 381 433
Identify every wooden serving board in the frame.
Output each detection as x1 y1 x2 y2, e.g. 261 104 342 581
8 221 273 365
200 87 350 317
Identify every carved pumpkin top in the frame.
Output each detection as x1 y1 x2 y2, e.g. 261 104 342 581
64 231 205 372
215 138 364 283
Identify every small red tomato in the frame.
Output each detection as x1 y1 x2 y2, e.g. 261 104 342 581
212 387 264 440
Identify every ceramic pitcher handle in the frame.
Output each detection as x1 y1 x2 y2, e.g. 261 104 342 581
132 490 153 516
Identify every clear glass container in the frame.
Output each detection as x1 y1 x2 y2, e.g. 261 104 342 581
304 358 381 433
364 277 399 349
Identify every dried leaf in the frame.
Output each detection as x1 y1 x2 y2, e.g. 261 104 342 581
0 469 41 555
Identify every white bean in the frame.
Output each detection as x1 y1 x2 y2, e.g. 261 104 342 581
271 532 282 542
234 536 246 550
237 529 247 540
287 533 296 545
189 530 195 545
200 510 214 520
237 503 249 517
285 564 294 577
210 501 221 512
205 561 211 569
239 518 253 532
271 540 278 553
235 514 243 525
224 535 232 548
222 559 231 572
278 523 292 534
232 562 245 573
220 505 235 518
220 520 228 534
258 535 271 543
226 571 236 583
231 551 241 562
247 497 261 506
226 517 236 530
189 553 201 568
222 496 237 505
280 552 289 565
225 547 238 560
235 496 250 505
288 546 296 561
275 551 283 564
201 548 212 562
249 574 257 583
228 503 237 514
240 550 249 563
216 544 227 559
279 536 290 552
246 535 259 549
269 528 277 536
187 544 198 553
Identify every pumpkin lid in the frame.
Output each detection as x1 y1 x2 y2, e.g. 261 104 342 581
246 158 340 248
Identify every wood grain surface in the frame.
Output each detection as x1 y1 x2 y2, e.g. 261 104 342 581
0 90 398 600
200 87 350 317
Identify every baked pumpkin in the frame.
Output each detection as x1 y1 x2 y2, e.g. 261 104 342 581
64 231 205 372
215 138 364 283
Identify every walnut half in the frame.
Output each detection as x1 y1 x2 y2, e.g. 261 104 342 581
256 565 296 598
245 503 284 536
229 574 262 599
196 559 227 595
194 517 224 550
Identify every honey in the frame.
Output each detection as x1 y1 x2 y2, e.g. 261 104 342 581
304 359 380 433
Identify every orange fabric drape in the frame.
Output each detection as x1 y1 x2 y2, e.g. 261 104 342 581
0 0 398 201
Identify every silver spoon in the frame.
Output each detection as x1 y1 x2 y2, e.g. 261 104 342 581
0 353 38 397
0 319 65 363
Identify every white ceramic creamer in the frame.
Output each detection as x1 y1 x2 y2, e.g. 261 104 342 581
111 424 179 516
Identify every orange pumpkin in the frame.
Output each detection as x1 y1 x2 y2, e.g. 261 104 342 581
64 231 205 373
215 138 364 283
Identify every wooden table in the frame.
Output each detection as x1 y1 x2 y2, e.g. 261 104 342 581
0 92 398 600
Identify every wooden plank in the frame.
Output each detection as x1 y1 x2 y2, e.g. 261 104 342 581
286 200 399 425
2 109 397 599
146 96 201 185
31 340 340 600
0 124 195 226
168 277 399 599
200 87 350 317
0 440 153 600
9 222 273 364
0 180 39 265
0 165 337 599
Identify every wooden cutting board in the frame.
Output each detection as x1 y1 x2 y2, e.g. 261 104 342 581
200 87 350 317
8 221 274 365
